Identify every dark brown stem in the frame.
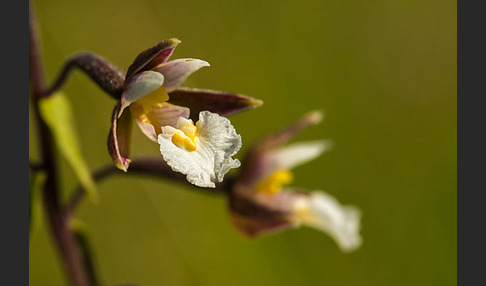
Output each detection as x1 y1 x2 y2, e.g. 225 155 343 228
29 159 44 173
72 228 101 286
66 157 229 216
41 52 126 99
30 2 90 286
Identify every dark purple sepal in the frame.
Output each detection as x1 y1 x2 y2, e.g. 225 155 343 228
227 188 295 238
107 103 133 172
230 213 293 238
167 87 263 122
124 38 181 83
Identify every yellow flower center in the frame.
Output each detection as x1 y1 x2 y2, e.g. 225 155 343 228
128 86 199 152
256 169 294 194
130 85 170 136
136 85 170 114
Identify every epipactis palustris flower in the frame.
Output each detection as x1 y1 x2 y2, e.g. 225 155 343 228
108 38 262 187
229 111 362 252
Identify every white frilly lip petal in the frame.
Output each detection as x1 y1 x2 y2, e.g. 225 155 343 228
158 111 242 188
263 140 332 176
155 58 210 93
293 191 362 252
119 71 165 117
131 103 190 142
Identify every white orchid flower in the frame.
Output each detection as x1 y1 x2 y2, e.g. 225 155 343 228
158 111 241 188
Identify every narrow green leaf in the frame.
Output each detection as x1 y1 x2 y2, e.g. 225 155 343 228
29 170 46 245
39 92 98 203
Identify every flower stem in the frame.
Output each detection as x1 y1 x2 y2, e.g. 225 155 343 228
42 52 126 99
30 2 90 286
66 157 230 216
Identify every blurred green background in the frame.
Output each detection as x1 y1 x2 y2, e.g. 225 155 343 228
29 0 456 285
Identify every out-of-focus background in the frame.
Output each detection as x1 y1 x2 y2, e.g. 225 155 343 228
29 0 456 285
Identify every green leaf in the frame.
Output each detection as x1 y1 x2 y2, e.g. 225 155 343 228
29 170 46 245
39 92 98 203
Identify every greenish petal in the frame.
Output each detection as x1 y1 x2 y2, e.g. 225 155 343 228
119 71 165 117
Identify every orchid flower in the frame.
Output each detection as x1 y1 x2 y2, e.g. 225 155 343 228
229 111 362 252
108 38 261 187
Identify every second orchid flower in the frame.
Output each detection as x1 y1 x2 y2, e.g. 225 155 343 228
228 111 363 252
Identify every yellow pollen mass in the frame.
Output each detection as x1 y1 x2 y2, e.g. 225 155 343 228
177 119 197 140
168 119 198 152
256 169 294 194
171 131 197 151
